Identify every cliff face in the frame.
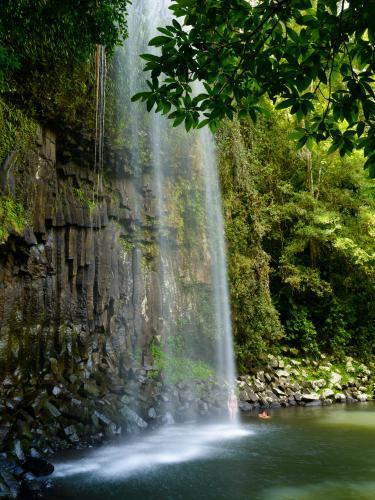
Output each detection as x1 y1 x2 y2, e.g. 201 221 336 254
0 126 159 381
0 122 226 459
0 124 162 454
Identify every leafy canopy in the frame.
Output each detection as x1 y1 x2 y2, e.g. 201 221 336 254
133 0 375 176
0 0 130 90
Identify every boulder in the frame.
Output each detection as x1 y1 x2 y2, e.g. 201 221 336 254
334 393 346 402
321 388 334 399
239 401 253 412
247 391 259 403
301 393 320 402
0 470 20 499
305 400 322 407
356 393 368 402
148 407 157 419
22 458 54 477
322 398 333 405
120 408 148 430
330 372 342 385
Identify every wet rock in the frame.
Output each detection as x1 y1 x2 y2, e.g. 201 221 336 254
63 425 80 443
13 440 25 462
94 411 112 426
301 393 320 402
272 387 286 397
346 396 357 404
20 472 42 498
0 470 19 499
238 401 253 412
120 408 148 430
148 408 157 419
334 393 346 402
322 398 333 405
22 458 54 477
44 401 61 417
305 400 322 407
321 388 334 399
249 391 259 403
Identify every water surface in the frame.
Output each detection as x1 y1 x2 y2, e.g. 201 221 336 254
49 403 375 499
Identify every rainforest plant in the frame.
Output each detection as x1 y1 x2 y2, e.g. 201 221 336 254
134 0 375 176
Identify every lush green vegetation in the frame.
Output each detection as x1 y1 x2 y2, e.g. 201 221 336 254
0 97 36 164
0 1 129 129
134 0 375 176
0 196 29 244
151 341 215 384
0 1 373 373
219 108 374 370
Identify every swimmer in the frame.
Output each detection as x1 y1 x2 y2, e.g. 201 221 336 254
258 410 271 419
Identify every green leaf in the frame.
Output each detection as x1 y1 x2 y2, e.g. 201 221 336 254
288 129 306 140
131 92 149 102
197 118 210 129
356 122 365 137
173 114 185 127
327 141 341 155
149 36 172 47
276 99 296 110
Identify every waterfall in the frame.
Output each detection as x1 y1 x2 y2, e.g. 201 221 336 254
94 44 106 194
119 0 237 418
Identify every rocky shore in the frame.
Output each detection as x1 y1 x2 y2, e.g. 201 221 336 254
237 353 374 411
1 352 374 497
0 367 227 498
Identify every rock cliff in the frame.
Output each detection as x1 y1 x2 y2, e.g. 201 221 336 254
0 122 227 475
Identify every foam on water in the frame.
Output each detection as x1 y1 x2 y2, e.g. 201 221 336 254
53 424 251 480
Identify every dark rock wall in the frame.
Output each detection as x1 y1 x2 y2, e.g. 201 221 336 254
0 124 227 465
0 126 159 384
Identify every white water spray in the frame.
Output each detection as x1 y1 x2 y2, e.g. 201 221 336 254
121 0 237 399
116 0 235 418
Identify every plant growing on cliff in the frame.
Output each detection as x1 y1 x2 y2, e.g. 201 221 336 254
0 1 130 129
0 196 28 244
151 342 215 384
0 98 36 165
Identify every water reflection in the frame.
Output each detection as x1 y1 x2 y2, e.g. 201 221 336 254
50 405 375 500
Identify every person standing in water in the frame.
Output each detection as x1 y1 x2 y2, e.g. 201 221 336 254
227 389 238 421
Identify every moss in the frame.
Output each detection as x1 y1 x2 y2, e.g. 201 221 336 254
151 343 215 384
0 97 37 165
0 195 29 244
119 236 134 254
72 185 96 213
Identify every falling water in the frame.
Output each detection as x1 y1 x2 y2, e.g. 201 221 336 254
48 0 240 490
94 44 106 193
120 0 237 410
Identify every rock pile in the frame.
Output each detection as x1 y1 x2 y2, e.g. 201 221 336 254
0 363 228 497
237 354 374 411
